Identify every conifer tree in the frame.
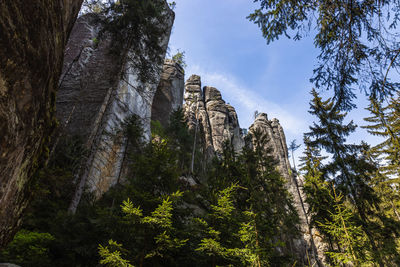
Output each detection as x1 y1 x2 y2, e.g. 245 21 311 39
318 186 372 266
304 89 388 265
237 130 300 264
300 138 332 239
363 95 400 178
99 191 187 266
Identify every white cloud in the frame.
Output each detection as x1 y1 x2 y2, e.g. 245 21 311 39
185 64 309 136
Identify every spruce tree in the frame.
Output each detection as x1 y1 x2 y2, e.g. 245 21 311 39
300 137 332 240
318 186 372 266
363 95 400 178
304 89 389 265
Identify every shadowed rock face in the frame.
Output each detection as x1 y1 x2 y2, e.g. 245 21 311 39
0 0 83 247
151 59 184 127
183 75 244 156
56 6 175 202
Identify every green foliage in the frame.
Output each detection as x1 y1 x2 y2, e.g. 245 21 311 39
318 187 372 265
363 94 400 178
168 1 176 10
99 191 187 265
235 211 268 267
203 131 300 266
210 184 237 219
172 50 187 69
300 138 333 237
249 0 400 110
99 240 133 267
6 109 301 266
151 119 166 138
302 89 400 265
0 230 55 267
86 0 171 83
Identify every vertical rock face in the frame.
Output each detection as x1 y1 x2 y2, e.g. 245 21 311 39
151 59 184 127
182 77 321 263
249 113 323 265
57 6 175 201
0 0 83 247
183 75 244 155
183 75 214 155
250 114 291 178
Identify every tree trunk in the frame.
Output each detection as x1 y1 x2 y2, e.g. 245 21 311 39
0 0 83 247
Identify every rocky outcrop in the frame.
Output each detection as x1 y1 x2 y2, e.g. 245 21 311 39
182 77 323 263
56 5 175 211
183 75 244 155
249 113 323 266
0 0 83 247
151 59 184 127
250 114 291 178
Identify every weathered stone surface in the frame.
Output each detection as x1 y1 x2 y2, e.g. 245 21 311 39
151 59 184 127
0 0 83 247
249 113 324 265
184 82 323 263
183 75 214 156
57 4 175 204
183 76 244 155
204 86 243 153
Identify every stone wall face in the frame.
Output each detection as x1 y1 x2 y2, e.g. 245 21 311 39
182 78 324 263
250 113 325 265
0 0 83 247
151 59 185 127
57 6 175 199
183 75 244 155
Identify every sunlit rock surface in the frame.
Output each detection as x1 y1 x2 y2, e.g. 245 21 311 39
56 7 175 199
183 75 244 155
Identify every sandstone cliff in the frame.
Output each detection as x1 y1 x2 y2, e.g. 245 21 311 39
56 6 175 212
250 113 324 266
183 75 244 156
151 59 185 128
183 82 323 264
0 0 83 247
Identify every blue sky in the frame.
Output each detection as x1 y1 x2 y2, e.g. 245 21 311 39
168 0 381 158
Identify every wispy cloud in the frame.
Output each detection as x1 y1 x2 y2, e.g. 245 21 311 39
186 64 309 136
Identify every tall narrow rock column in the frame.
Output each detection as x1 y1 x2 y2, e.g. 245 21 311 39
183 75 214 155
0 0 83 247
151 59 185 127
249 113 324 265
203 86 243 153
183 75 244 156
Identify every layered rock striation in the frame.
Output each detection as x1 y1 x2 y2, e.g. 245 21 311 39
0 0 83 247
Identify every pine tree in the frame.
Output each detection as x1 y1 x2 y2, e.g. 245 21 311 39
363 95 400 178
318 186 372 266
248 0 400 110
304 89 388 265
99 191 187 266
300 138 332 239
238 130 300 265
98 240 133 267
